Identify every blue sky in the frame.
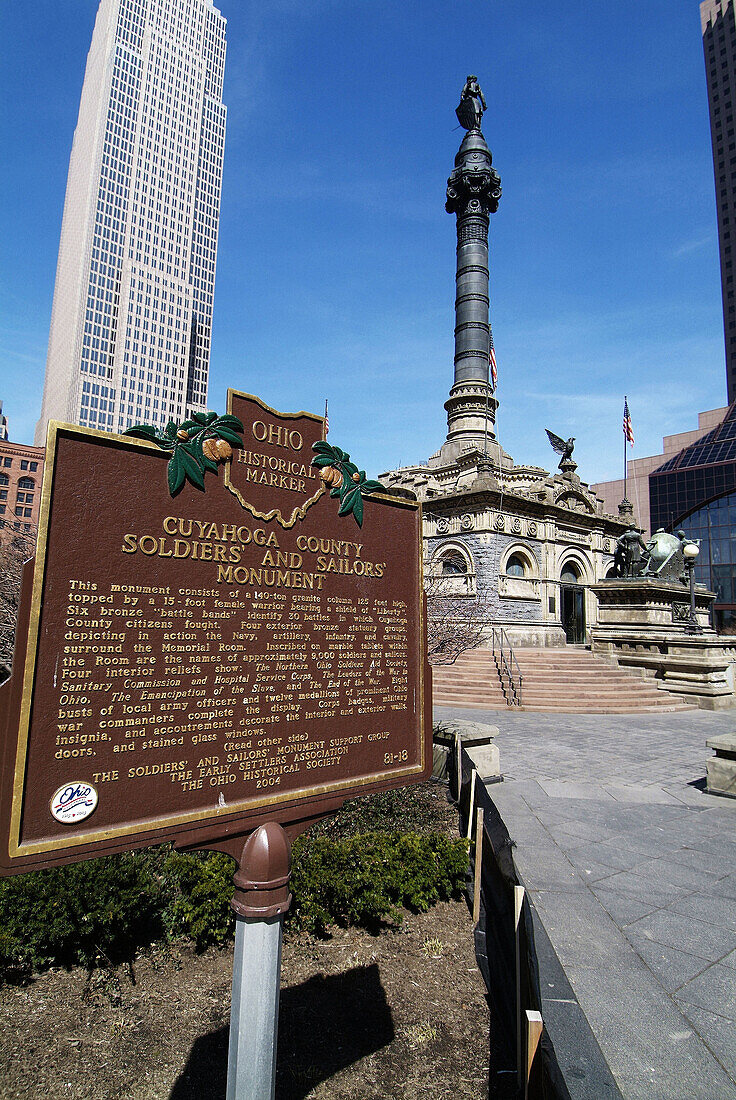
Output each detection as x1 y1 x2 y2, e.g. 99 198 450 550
0 0 727 484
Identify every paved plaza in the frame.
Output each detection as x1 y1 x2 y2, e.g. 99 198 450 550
435 705 736 1100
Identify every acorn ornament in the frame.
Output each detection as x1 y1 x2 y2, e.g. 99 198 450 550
202 437 232 462
319 465 343 488
124 409 244 495
311 439 387 528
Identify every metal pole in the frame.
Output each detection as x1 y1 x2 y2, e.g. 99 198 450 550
623 395 627 504
685 561 702 635
227 822 292 1100
228 915 283 1100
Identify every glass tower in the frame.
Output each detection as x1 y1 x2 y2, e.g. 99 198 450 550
35 0 227 445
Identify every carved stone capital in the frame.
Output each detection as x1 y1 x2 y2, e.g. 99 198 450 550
444 379 497 443
446 131 502 219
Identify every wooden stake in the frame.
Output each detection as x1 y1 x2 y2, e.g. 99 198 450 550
524 1010 543 1099
514 884 525 931
466 769 477 840
514 885 525 1090
455 732 462 801
472 806 483 925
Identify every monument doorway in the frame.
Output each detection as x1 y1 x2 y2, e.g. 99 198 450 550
561 585 585 643
560 563 585 644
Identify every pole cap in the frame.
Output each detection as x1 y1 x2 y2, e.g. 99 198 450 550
231 821 292 920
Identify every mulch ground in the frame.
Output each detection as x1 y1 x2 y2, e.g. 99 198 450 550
0 784 491 1099
0 901 489 1099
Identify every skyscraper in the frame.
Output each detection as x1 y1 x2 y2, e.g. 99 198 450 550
35 0 227 445
702 0 736 402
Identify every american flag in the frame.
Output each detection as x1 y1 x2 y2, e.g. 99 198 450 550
489 328 498 390
623 397 634 447
324 399 329 436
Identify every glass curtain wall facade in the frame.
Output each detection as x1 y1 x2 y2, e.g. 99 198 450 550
679 492 736 630
649 403 736 528
649 403 736 629
35 0 227 446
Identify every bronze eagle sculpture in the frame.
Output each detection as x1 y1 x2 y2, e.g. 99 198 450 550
545 429 575 469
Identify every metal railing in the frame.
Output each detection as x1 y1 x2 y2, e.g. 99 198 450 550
491 626 523 707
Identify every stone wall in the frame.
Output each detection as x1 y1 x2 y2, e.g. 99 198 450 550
427 531 545 625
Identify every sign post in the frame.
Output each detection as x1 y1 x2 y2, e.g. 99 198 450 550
0 390 431 1093
227 822 291 1100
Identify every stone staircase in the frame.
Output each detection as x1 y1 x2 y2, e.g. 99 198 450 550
432 646 695 713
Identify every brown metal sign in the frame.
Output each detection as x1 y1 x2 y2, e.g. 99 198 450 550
0 392 430 872
224 393 326 527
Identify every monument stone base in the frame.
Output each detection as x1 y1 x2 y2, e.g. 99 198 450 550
433 719 500 781
706 733 736 798
590 579 736 710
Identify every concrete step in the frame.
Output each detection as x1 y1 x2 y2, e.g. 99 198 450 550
436 682 663 699
431 644 696 713
437 701 693 713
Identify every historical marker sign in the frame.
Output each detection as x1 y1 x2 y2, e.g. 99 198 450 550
0 392 430 872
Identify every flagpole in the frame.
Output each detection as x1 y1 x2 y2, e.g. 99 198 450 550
484 381 489 460
623 395 627 504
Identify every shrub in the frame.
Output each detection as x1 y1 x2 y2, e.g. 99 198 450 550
312 782 452 838
289 831 469 936
156 832 468 945
0 815 468 972
163 850 235 950
0 851 167 972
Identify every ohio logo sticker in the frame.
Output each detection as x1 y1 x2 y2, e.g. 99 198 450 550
50 782 98 825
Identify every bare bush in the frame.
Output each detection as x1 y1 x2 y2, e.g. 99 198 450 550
0 526 36 682
424 570 492 665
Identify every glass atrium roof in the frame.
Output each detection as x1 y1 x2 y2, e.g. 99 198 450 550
654 401 736 472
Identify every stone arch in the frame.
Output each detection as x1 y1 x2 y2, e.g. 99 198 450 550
559 550 593 586
554 491 595 515
431 539 475 575
500 543 539 579
428 540 477 596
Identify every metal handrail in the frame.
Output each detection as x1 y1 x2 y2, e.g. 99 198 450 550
491 626 523 707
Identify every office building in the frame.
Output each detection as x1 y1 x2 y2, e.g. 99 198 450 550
591 406 728 536
35 0 227 445
702 0 736 401
0 440 45 541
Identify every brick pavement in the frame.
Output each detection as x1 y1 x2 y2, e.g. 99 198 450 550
435 706 736 1100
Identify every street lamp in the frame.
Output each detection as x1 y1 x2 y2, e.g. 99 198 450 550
682 539 702 635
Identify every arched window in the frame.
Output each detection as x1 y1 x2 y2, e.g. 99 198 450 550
18 477 35 489
430 543 476 596
506 553 527 577
441 550 467 576
561 562 581 584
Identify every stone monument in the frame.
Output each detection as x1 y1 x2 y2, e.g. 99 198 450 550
381 81 629 648
443 76 502 466
591 529 736 708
